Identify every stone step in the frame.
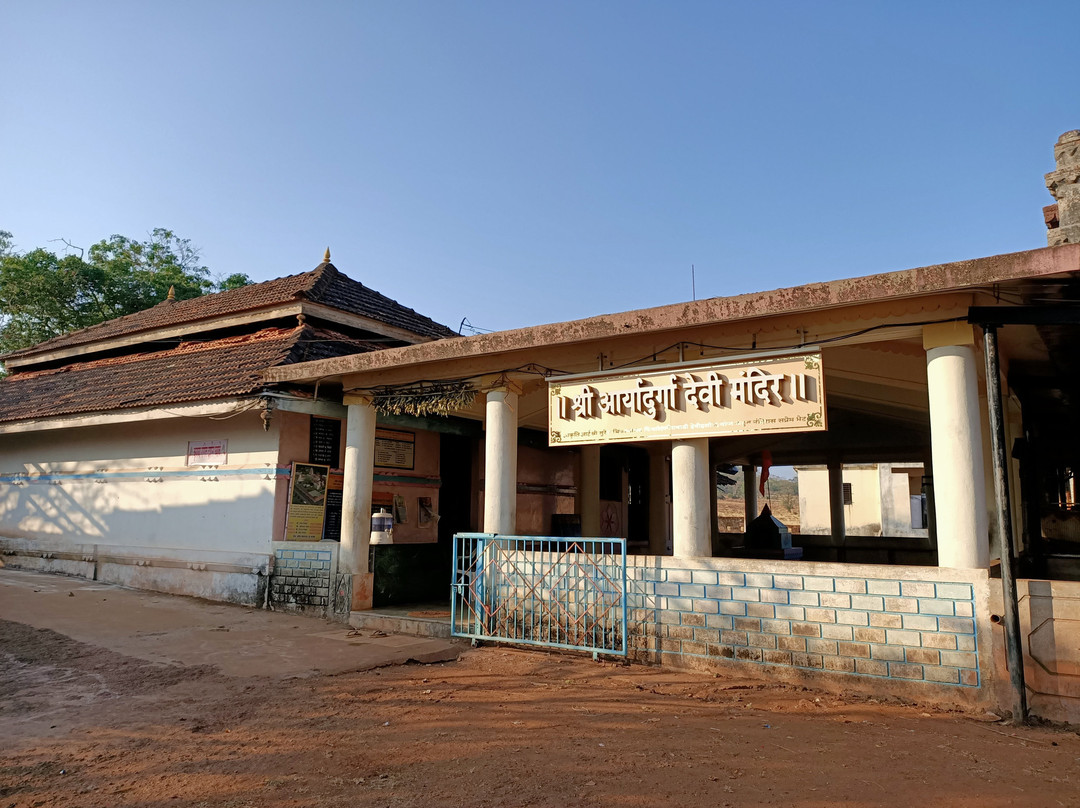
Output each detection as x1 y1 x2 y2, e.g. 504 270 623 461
348 609 453 639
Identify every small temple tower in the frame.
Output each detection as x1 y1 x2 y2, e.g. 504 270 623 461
1046 130 1080 246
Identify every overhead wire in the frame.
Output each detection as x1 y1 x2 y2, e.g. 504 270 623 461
604 315 969 372
335 315 976 402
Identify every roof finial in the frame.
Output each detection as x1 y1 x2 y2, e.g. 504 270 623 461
166 285 176 301
324 247 331 263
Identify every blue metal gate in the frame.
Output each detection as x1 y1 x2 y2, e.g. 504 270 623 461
451 533 628 657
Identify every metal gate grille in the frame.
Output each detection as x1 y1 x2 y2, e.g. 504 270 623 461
451 533 628 657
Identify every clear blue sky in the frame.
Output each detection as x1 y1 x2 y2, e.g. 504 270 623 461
1 2 1073 333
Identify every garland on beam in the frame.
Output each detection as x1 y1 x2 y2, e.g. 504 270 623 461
369 381 477 418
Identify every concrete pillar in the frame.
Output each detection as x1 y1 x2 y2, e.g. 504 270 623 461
828 459 846 549
743 464 758 529
925 323 990 568
923 452 938 546
877 464 900 536
647 444 670 555
579 444 601 537
708 447 720 551
484 387 518 535
341 397 376 610
671 438 711 558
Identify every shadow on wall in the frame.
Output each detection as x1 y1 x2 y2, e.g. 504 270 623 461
1017 578 1080 723
0 476 276 555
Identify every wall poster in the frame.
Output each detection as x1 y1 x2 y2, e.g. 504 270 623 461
418 496 436 527
284 463 330 542
392 494 408 524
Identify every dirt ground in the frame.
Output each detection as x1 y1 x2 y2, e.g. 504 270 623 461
3 617 1080 808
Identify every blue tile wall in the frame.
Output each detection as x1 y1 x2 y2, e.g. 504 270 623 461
627 565 978 687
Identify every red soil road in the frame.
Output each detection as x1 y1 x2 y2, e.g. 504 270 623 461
3 618 1079 808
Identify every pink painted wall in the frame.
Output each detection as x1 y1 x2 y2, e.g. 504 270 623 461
272 411 312 543
478 439 577 535
274 413 443 545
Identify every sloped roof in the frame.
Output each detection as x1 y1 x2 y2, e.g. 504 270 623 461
0 325 375 424
2 262 456 362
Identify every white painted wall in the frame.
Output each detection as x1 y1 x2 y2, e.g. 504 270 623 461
0 413 278 557
796 464 928 537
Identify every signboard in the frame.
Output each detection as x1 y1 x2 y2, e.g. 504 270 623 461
186 439 227 466
309 417 341 466
284 463 330 542
374 429 415 470
548 352 825 446
322 471 344 541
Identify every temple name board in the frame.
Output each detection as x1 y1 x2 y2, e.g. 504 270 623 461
548 352 826 446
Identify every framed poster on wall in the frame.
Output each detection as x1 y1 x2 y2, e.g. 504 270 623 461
284 463 330 542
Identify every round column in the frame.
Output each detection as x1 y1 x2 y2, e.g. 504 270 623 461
671 437 711 557
340 399 376 575
926 344 989 568
484 388 518 535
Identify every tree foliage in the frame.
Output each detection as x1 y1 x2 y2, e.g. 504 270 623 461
0 228 252 355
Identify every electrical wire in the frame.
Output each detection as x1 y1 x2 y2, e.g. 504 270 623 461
158 397 264 420
604 315 968 372
337 315 972 402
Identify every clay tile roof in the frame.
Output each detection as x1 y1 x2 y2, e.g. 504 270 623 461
3 262 456 362
0 325 376 424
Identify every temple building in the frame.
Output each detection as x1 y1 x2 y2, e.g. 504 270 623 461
5 131 1080 723
0 255 455 606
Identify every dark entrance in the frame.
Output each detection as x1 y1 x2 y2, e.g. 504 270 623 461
370 430 474 607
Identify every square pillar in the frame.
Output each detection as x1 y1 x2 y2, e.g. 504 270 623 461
578 444 601 537
742 464 758 529
828 459 846 546
647 444 671 555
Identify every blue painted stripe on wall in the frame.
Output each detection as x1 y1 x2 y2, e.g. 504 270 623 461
0 466 290 483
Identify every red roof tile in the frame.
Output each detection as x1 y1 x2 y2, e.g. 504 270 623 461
0 325 375 423
3 262 455 362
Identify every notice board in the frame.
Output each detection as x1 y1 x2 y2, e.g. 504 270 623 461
374 429 415 470
309 417 341 466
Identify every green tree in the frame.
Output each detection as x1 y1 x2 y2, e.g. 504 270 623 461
0 228 252 356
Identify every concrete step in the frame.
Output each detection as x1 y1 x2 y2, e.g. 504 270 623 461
348 609 453 639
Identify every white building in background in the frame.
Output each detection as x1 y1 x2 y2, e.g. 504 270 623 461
795 463 927 537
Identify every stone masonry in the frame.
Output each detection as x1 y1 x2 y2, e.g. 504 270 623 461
272 547 333 609
1046 129 1080 246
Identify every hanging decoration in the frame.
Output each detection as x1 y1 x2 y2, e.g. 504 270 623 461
369 380 477 418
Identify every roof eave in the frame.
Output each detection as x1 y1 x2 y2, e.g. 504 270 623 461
262 243 1080 386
